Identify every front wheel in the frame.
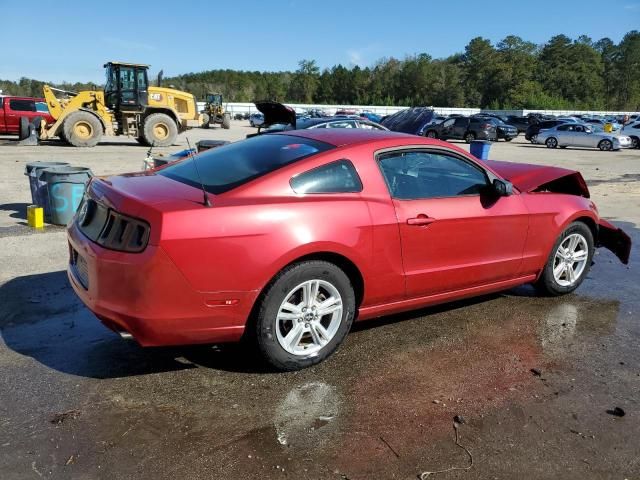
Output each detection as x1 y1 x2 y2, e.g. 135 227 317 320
426 130 437 138
201 113 210 129
534 222 594 296
598 139 613 151
252 261 356 371
222 113 231 129
142 113 178 147
631 136 639 149
464 132 475 143
530 134 538 144
545 137 558 149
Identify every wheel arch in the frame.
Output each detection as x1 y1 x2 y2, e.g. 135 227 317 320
143 108 180 126
254 250 365 313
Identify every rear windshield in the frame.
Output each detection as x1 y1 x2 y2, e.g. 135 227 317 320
159 134 333 194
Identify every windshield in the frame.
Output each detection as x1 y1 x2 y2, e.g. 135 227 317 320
159 134 334 194
104 65 117 93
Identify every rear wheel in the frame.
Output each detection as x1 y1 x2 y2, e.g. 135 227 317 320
631 136 639 149
63 111 103 147
545 137 558 149
18 117 30 140
252 261 356 371
201 113 210 129
142 113 177 147
598 139 613 151
222 113 231 129
535 222 594 296
464 132 476 143
530 134 538 144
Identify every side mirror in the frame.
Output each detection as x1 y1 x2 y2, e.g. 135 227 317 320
493 179 513 197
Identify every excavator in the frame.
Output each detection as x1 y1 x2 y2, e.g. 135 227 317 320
39 62 202 147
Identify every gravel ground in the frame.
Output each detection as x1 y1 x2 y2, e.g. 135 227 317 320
0 122 639 479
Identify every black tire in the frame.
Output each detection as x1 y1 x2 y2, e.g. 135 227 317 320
62 110 103 147
18 117 30 140
545 137 558 149
201 113 210 129
530 134 538 144
252 261 356 371
58 128 69 144
31 116 43 136
426 130 437 138
464 132 475 143
142 113 178 147
631 136 639 149
222 113 231 129
534 222 594 296
505 137 513 142
598 139 613 151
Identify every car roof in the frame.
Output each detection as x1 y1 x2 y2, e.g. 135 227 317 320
274 128 427 147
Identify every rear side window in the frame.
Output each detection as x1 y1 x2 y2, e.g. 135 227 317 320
159 134 333 194
290 160 362 194
9 99 35 112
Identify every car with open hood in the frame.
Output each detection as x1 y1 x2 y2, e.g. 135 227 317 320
67 129 631 371
379 107 436 136
249 101 386 137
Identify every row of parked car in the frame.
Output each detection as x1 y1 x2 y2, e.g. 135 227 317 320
244 102 639 152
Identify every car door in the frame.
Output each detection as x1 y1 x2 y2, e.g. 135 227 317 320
438 118 455 139
554 124 573 145
451 118 468 139
571 125 591 147
377 149 529 298
6 99 36 134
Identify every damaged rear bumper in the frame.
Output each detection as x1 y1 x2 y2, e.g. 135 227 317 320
598 219 631 264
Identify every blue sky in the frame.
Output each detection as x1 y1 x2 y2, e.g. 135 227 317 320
1 0 638 83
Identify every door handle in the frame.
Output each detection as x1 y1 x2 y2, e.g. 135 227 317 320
407 214 436 226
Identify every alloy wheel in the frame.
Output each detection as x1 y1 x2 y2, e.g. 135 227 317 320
275 279 343 356
599 140 612 151
552 233 589 287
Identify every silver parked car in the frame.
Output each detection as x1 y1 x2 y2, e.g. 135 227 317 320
536 123 632 151
621 121 640 149
249 113 264 127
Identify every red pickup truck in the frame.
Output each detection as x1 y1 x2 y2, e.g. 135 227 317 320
0 96 55 135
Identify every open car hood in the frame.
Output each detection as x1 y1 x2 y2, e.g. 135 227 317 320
484 160 590 198
254 101 296 128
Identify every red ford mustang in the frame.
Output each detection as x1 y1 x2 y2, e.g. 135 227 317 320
67 130 631 370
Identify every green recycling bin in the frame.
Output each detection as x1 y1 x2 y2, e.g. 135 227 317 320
24 162 70 213
40 166 93 225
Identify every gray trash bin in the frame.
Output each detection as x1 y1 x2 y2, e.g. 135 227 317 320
24 162 70 209
40 166 93 225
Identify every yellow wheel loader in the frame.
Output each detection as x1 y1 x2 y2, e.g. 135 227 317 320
40 62 202 147
201 92 231 129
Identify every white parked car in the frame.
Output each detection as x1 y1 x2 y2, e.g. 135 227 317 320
536 123 632 151
249 113 264 127
621 121 640 149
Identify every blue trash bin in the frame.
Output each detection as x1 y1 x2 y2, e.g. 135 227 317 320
24 162 70 211
470 140 492 160
40 166 93 225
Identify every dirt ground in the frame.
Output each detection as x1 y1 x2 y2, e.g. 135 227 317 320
0 122 639 479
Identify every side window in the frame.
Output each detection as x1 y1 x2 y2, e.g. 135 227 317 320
378 151 488 200
453 118 467 127
9 99 36 112
290 160 362 194
357 121 384 130
442 119 455 128
557 125 569 131
575 125 585 132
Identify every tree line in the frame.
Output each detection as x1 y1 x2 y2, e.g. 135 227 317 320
2 31 638 111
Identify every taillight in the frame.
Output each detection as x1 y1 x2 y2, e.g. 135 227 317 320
481 123 493 129
95 210 150 253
